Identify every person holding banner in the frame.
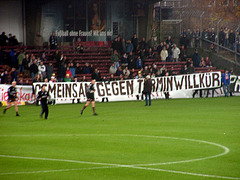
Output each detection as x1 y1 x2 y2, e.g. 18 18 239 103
143 75 152 106
81 80 98 116
3 81 20 116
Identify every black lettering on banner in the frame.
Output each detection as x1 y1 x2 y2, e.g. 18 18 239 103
199 74 205 88
112 82 119 95
193 74 199 88
97 82 105 97
65 84 72 98
119 81 126 95
174 76 184 90
205 74 211 88
151 79 156 92
212 73 220 87
188 75 193 89
105 82 111 96
137 79 143 93
62 84 65 98
185 75 188 89
79 83 85 96
57 84 62 98
72 83 77 97
126 80 134 95
34 84 41 95
167 76 173 91
48 84 56 98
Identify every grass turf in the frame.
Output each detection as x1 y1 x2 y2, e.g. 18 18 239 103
0 97 240 180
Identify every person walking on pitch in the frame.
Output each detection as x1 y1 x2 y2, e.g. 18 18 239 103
3 81 20 116
81 79 98 115
37 84 49 119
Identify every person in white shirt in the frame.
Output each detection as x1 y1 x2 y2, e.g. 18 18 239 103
172 44 180 62
38 61 46 79
160 47 168 62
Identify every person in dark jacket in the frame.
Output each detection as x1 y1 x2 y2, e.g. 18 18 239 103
46 62 54 80
49 32 57 49
30 60 38 80
92 68 101 81
218 28 225 46
228 30 235 50
192 49 201 67
143 75 152 106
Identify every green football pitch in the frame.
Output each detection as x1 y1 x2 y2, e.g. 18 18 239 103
0 97 240 180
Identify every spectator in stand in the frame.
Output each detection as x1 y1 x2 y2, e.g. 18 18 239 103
218 28 225 46
92 68 101 81
22 53 30 76
169 66 176 76
131 33 138 52
142 66 149 77
166 36 173 46
46 62 54 80
12 36 19 46
172 44 180 62
109 62 117 74
192 49 201 67
139 37 147 50
146 48 154 59
34 32 44 48
205 57 211 67
58 63 66 82
128 58 135 69
195 29 200 48
89 64 94 73
126 40 134 54
224 27 229 47
221 70 231 97
129 68 135 79
121 38 126 54
140 49 146 62
200 57 206 67
111 50 120 69
69 62 76 78
180 34 189 49
41 51 47 61
49 32 57 49
179 45 187 61
160 47 168 62
157 42 164 54
0 32 8 46
52 50 61 66
30 60 38 80
75 63 82 74
38 61 46 79
152 63 158 74
1 70 9 84
202 29 208 40
65 67 72 78
187 63 195 74
10 49 17 67
64 74 71 82
8 34 13 46
81 75 88 82
181 65 188 74
147 36 157 49
116 66 123 76
82 63 91 74
165 44 171 62
49 74 57 83
118 74 124 80
209 28 216 42
229 29 235 50
109 74 116 81
136 56 143 69
17 51 25 73
122 53 128 67
123 66 130 78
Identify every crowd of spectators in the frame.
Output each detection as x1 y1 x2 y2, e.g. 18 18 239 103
179 27 240 52
1 31 216 85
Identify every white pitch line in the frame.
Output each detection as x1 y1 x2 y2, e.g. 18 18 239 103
0 154 239 180
0 134 237 179
0 134 230 166
0 166 113 175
